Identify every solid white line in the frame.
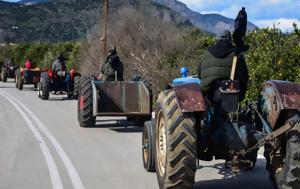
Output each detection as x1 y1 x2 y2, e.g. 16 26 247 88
0 91 63 189
1 90 85 189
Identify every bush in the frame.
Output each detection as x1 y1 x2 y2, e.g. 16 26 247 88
245 26 300 101
0 41 81 71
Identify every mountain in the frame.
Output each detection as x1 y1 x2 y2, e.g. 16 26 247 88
0 0 191 43
152 0 257 34
18 0 50 5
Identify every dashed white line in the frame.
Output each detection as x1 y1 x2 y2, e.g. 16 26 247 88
1 90 85 189
0 91 63 189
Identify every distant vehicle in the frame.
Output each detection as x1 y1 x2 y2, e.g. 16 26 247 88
15 67 41 90
37 69 81 100
77 76 152 127
0 60 17 82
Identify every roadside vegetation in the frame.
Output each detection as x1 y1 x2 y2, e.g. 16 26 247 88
0 9 299 102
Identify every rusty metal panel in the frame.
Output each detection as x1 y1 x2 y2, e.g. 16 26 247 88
261 80 300 128
268 80 300 110
173 83 206 113
94 81 151 115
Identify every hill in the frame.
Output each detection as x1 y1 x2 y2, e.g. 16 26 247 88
152 0 257 34
0 0 191 43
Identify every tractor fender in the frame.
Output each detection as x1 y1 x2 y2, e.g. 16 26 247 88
172 83 206 113
261 80 300 129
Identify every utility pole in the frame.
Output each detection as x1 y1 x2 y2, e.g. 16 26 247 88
102 0 109 57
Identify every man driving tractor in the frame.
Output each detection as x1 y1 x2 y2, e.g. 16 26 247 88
52 53 67 75
51 53 67 94
197 7 249 102
100 47 124 81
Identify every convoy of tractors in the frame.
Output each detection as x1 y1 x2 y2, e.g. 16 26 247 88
1 58 299 189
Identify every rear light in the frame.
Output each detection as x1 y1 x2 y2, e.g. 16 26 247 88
48 70 53 78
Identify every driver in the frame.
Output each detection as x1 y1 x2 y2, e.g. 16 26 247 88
100 47 124 81
197 30 249 102
52 53 66 77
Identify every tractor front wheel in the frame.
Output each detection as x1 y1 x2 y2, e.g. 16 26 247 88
143 120 156 172
73 75 81 99
17 78 23 90
155 90 197 189
1 68 7 82
78 76 95 127
39 72 50 100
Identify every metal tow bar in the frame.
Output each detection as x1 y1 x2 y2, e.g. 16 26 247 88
246 115 300 154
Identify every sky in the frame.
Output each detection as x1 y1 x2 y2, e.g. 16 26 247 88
3 0 300 31
178 0 300 31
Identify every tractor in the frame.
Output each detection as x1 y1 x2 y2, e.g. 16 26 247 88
0 63 17 82
15 68 41 90
77 76 152 128
37 69 81 100
142 68 300 189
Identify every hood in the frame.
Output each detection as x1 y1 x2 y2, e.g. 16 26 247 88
207 40 236 58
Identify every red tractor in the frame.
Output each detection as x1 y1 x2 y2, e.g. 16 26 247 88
37 69 81 100
15 68 41 90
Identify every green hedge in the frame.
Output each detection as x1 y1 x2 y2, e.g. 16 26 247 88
0 41 81 71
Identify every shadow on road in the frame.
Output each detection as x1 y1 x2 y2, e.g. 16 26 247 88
47 97 75 101
93 120 143 133
194 160 273 189
19 88 37 91
0 86 15 88
196 163 234 179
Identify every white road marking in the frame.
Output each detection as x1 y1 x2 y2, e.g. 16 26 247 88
0 91 63 189
1 90 85 189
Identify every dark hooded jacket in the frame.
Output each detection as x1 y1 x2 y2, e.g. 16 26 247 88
101 52 124 81
52 57 66 75
198 40 249 101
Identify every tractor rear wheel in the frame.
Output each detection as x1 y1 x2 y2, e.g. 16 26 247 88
73 75 81 99
276 121 300 189
143 120 156 172
155 90 197 189
78 76 95 127
39 72 50 100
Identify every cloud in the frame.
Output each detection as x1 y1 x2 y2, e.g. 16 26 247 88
178 0 300 20
255 18 300 32
177 0 300 32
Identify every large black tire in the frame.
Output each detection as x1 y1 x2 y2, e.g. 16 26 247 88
73 75 81 99
276 122 300 189
78 76 95 127
155 90 197 189
39 72 50 100
1 68 7 82
143 120 156 172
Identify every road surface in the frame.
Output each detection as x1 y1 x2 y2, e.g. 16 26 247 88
0 80 274 189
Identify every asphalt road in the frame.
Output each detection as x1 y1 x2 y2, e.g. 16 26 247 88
0 80 274 189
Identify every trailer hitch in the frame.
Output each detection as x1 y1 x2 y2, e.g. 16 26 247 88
246 114 300 154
